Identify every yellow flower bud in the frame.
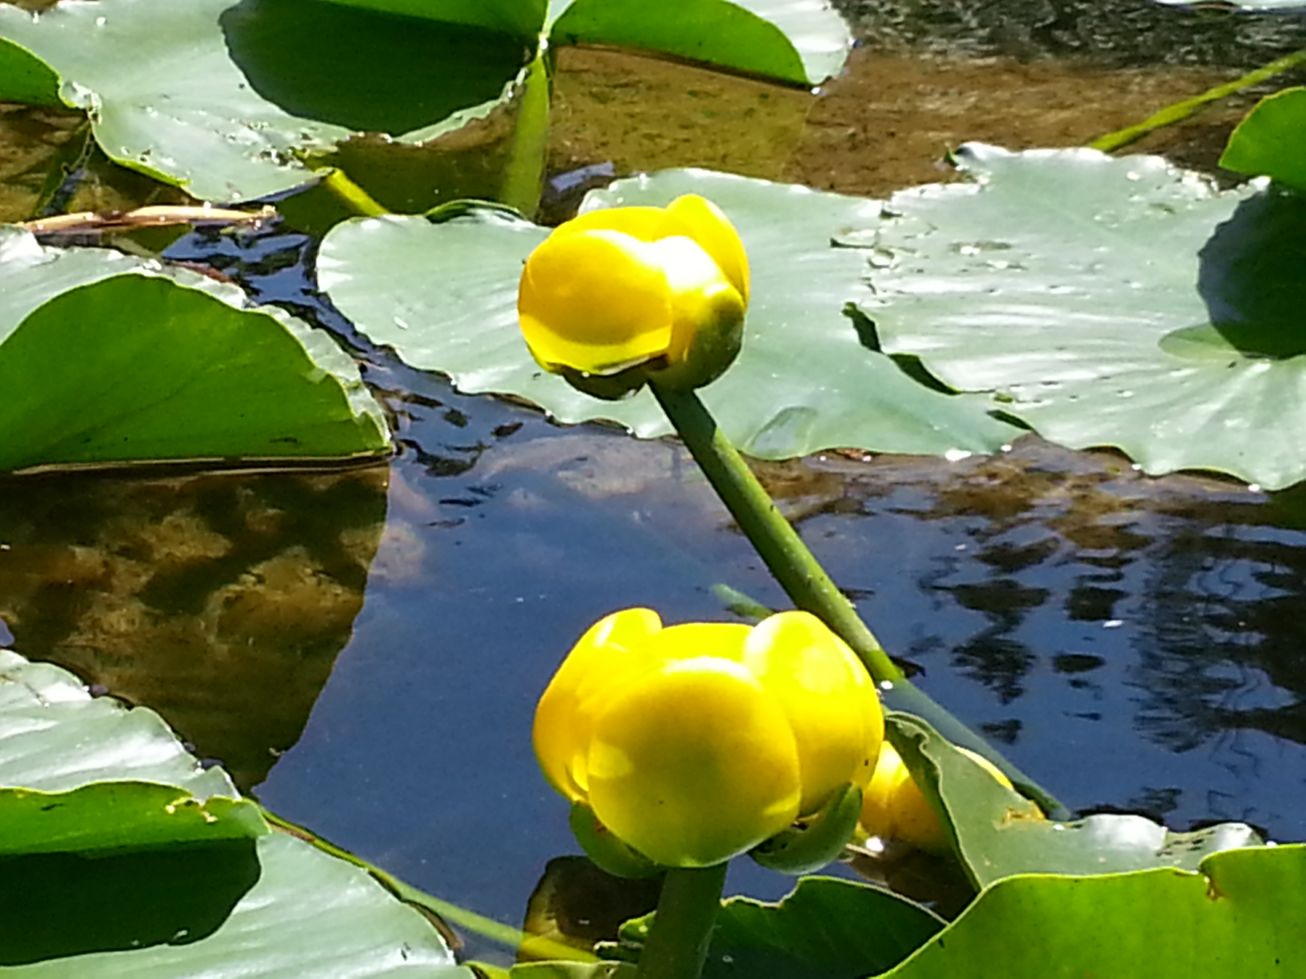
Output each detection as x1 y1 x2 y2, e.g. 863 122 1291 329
517 195 749 398
859 741 1013 853
534 609 882 868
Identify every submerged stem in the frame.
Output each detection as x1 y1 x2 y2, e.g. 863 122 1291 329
637 864 728 979
319 168 389 218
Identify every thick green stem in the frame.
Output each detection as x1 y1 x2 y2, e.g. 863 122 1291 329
318 168 389 217
637 864 728 979
653 384 902 684
651 384 1066 817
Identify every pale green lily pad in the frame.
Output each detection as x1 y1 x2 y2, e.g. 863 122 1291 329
879 845 1306 979
0 227 389 471
318 170 1018 460
1221 87 1306 191
0 648 264 854
859 143 1306 490
0 650 466 975
886 713 1263 889
0 0 525 202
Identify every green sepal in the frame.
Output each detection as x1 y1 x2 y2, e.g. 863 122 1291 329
749 782 862 875
568 803 664 880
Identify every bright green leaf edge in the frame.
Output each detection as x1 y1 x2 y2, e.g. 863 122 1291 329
318 169 1018 462
0 226 390 471
0 649 468 976
876 844 1306 978
1221 87 1306 191
886 712 1263 889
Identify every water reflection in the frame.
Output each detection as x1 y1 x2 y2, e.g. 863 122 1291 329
0 465 387 790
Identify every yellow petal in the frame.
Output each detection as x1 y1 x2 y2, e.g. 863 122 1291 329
644 236 745 370
518 229 673 374
742 611 883 815
533 608 663 801
587 657 802 867
665 194 750 304
551 205 671 242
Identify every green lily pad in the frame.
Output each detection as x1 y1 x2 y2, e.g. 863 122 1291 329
0 0 526 202
318 0 547 37
1221 87 1306 191
318 170 1018 460
0 650 467 975
0 648 264 854
547 0 851 86
609 877 943 979
878 844 1306 979
859 143 1306 489
0 227 389 471
887 713 1263 889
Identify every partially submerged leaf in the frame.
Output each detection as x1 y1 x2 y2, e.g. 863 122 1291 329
1221 87 1306 191
860 143 1306 489
876 845 1306 978
318 169 1017 460
886 712 1262 889
0 227 390 471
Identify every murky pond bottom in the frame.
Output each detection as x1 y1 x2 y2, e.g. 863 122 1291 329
5 3 1306 965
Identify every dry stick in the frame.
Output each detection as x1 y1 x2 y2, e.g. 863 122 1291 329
1089 46 1306 153
18 204 277 236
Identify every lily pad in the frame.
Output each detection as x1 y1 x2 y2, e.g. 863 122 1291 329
886 713 1263 889
1221 87 1306 191
0 0 526 202
0 650 467 975
609 877 943 979
318 170 1018 460
879 844 1306 979
0 227 389 471
859 143 1306 490
0 648 264 854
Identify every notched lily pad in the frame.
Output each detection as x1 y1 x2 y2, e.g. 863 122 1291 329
318 168 1018 461
859 143 1306 489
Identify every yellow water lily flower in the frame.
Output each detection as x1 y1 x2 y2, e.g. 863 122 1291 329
534 608 882 868
518 195 750 398
859 741 1013 852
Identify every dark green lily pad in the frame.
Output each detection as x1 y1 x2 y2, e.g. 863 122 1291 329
859 143 1306 489
0 227 389 471
1221 87 1306 191
0 0 525 202
608 877 943 979
887 712 1263 889
318 170 1018 460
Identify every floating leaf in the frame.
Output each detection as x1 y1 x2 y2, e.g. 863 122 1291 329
318 170 1017 460
0 650 467 976
1221 87 1306 191
0 649 264 854
0 0 526 202
878 845 1306 978
609 877 943 979
0 227 389 471
859 143 1306 489
886 712 1262 889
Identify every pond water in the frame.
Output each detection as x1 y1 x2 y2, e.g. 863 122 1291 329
5 0 1306 967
